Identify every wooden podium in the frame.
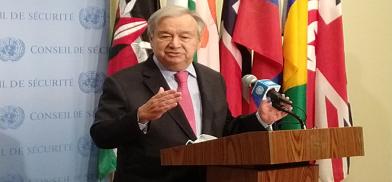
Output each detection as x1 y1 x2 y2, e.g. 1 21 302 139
161 127 364 182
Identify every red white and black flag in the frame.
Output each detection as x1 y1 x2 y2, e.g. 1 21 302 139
108 0 160 75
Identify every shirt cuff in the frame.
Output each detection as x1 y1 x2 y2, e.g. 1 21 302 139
255 112 273 131
138 122 149 134
137 109 149 134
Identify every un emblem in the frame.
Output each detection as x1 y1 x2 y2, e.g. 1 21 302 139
0 105 25 130
0 173 23 182
0 37 25 62
77 135 96 157
78 71 105 93
255 86 265 96
79 7 106 29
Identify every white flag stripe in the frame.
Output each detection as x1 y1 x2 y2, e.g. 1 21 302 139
343 157 348 179
221 25 242 70
123 0 137 16
308 0 318 11
114 20 146 36
315 70 351 128
132 38 149 63
317 159 334 182
166 0 188 8
319 0 342 24
114 21 147 40
118 0 127 16
132 41 151 49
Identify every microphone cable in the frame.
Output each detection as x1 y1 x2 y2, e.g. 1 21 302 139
270 100 307 130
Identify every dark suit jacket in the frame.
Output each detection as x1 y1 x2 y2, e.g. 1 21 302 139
90 56 266 182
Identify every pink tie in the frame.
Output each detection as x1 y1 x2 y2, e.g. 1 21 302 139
175 71 196 134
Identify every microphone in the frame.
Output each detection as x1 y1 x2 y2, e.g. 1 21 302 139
242 74 291 107
242 74 306 129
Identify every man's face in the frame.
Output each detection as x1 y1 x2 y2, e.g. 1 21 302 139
150 14 201 71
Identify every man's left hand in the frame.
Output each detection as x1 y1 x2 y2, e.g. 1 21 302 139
257 100 291 125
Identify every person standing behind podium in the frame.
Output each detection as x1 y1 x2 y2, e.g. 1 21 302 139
90 5 290 182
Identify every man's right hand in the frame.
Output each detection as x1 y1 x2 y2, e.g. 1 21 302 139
137 87 182 123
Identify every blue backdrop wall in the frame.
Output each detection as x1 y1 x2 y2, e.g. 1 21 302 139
0 0 108 181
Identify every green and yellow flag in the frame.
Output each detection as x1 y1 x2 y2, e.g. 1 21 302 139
280 0 308 130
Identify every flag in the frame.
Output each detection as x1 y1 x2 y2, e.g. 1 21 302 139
97 148 117 180
306 0 318 131
108 16 148 75
194 0 220 71
307 0 352 181
233 0 283 81
219 0 251 116
97 0 160 180
166 0 188 8
280 0 308 130
108 0 159 75
232 0 283 114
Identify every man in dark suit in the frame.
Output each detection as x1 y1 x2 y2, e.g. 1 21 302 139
91 5 289 182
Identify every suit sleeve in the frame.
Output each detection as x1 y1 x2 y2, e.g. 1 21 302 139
90 77 144 149
218 75 268 136
223 110 268 136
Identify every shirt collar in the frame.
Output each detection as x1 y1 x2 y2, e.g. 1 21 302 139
153 55 197 78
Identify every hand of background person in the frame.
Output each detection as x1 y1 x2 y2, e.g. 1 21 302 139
137 87 181 123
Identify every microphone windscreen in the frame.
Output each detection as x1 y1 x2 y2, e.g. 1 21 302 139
241 74 257 102
242 74 257 87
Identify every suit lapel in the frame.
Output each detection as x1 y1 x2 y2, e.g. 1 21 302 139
194 64 216 135
142 58 196 140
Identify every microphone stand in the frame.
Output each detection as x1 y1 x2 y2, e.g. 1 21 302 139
271 102 307 130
